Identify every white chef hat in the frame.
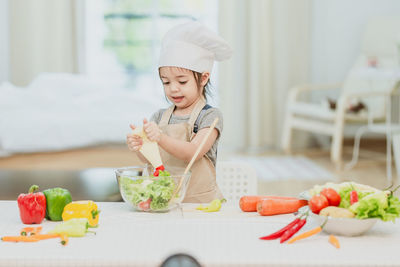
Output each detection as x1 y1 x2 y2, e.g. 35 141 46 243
158 21 233 73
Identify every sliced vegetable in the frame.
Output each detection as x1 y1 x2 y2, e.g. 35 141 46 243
48 218 94 237
153 165 165 177
257 198 308 216
329 235 340 249
197 199 226 212
32 234 60 240
60 233 69 246
1 236 40 242
20 226 42 236
138 198 152 211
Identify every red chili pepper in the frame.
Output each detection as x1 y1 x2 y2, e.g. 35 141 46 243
350 190 358 205
280 218 307 243
17 185 46 224
259 218 300 240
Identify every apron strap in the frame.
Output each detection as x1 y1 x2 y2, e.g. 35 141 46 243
188 98 206 141
159 98 206 128
188 97 206 128
159 105 175 127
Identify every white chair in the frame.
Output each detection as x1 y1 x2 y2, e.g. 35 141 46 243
346 85 400 186
281 17 400 168
216 161 257 203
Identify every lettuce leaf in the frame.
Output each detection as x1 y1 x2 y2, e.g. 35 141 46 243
348 192 400 222
383 195 400 221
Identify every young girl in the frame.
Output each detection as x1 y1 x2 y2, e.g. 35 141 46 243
126 21 232 203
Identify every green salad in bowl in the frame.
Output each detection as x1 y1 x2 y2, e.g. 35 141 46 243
115 166 191 212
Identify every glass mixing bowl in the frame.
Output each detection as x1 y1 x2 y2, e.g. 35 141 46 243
115 165 191 212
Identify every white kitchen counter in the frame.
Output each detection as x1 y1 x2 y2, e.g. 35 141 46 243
1 201 400 267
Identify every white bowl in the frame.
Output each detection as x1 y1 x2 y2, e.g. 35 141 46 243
309 210 378 236
298 192 378 236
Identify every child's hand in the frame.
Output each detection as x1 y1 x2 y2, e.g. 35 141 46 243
126 124 143 152
143 118 162 143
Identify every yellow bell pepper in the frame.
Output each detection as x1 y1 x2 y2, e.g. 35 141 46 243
196 199 226 212
62 201 100 227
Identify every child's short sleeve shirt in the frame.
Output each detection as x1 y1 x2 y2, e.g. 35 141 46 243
150 107 223 166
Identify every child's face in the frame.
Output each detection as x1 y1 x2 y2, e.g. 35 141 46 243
159 67 202 109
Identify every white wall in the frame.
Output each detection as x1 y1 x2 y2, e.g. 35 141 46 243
310 0 400 142
311 0 400 85
0 0 9 83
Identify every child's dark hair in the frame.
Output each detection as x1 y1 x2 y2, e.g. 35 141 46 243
192 71 211 100
158 67 212 101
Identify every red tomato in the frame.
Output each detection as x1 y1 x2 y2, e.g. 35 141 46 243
320 188 341 206
309 195 329 214
138 198 152 211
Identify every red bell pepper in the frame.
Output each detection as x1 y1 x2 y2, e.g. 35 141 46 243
153 165 165 176
17 185 46 224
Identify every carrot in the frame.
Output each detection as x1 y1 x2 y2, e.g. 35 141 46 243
287 226 322 244
60 233 69 246
33 234 61 240
256 198 308 216
240 196 302 212
329 234 340 249
20 226 42 236
1 236 39 242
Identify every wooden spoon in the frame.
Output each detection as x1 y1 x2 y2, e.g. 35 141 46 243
170 117 219 201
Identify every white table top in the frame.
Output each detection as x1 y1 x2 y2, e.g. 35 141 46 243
1 201 400 267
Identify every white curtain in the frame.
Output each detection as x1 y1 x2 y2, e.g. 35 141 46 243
218 0 311 153
0 0 9 84
9 0 79 86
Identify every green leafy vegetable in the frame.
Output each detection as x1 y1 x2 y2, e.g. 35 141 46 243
348 192 400 221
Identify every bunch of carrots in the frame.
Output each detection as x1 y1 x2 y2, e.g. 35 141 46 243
1 226 68 246
239 195 308 215
240 195 340 248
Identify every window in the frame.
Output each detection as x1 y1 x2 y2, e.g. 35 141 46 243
84 0 218 102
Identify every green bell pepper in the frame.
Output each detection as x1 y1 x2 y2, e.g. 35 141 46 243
43 187 72 221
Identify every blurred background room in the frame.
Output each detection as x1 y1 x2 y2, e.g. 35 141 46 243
1 0 400 201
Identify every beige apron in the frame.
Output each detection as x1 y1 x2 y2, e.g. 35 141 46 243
158 98 223 203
